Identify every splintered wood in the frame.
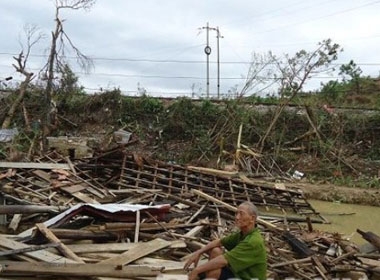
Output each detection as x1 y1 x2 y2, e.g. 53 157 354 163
0 150 379 279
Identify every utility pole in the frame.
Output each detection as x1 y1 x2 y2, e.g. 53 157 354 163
200 22 211 98
216 26 223 99
199 23 222 99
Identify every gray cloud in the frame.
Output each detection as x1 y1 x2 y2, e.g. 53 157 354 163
1 0 380 97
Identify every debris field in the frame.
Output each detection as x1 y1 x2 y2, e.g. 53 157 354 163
0 149 379 280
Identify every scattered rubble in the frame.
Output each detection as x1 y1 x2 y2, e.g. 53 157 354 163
0 149 379 279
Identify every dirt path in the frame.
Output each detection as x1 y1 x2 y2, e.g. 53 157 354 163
246 178 380 206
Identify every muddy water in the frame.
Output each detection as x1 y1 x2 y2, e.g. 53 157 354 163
309 199 380 245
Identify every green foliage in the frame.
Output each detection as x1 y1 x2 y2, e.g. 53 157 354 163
339 60 362 82
279 39 342 98
162 98 220 140
244 94 279 105
319 59 380 107
332 174 380 189
119 94 163 124
319 80 347 103
137 94 164 115
54 64 86 108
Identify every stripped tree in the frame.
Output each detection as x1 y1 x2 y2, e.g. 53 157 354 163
255 39 342 152
2 25 45 129
41 0 95 150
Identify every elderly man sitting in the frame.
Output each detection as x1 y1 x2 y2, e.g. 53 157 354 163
184 201 267 280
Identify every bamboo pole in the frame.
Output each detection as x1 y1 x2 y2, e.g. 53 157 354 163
191 189 280 231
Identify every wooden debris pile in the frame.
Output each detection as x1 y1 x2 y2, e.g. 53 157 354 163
0 149 379 279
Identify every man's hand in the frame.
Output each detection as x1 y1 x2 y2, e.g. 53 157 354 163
187 267 200 280
183 251 201 272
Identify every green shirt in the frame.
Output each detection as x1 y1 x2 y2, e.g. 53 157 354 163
221 227 267 280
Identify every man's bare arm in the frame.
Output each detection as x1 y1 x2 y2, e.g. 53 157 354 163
183 239 222 271
188 255 228 280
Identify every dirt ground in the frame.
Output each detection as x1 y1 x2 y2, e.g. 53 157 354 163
241 175 380 206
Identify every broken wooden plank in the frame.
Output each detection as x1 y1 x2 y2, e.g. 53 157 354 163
65 156 77 175
0 205 65 214
282 231 315 258
8 214 22 232
65 240 186 254
135 257 186 273
0 235 77 263
270 257 312 268
0 243 59 257
0 261 162 278
186 204 206 224
157 274 188 280
35 228 119 241
0 162 70 170
312 256 328 278
35 223 84 263
60 186 100 204
187 166 237 177
357 256 380 268
100 221 203 232
357 229 380 250
60 184 87 194
79 252 120 262
32 169 51 182
135 210 140 243
69 191 100 204
99 238 172 265
184 218 208 238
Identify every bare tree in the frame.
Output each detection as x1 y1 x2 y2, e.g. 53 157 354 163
1 25 45 129
256 39 342 151
41 0 95 149
239 51 278 98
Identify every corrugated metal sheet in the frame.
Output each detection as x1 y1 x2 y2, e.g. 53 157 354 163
18 203 171 238
0 128 18 142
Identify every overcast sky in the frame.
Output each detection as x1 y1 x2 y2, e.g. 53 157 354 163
1 0 380 98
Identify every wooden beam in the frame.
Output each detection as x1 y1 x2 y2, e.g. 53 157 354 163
35 223 84 263
0 236 77 263
184 218 208 238
0 243 59 257
270 257 312 268
0 261 162 278
0 162 70 170
0 205 65 214
134 257 186 272
134 210 140 243
357 229 380 250
65 240 186 254
99 238 172 265
8 214 22 231
39 228 119 241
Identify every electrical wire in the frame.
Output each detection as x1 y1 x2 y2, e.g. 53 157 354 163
1 53 380 66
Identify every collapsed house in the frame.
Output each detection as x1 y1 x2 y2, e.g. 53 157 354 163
0 149 379 279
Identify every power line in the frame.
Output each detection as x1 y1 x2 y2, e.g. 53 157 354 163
1 53 380 66
0 67 342 81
